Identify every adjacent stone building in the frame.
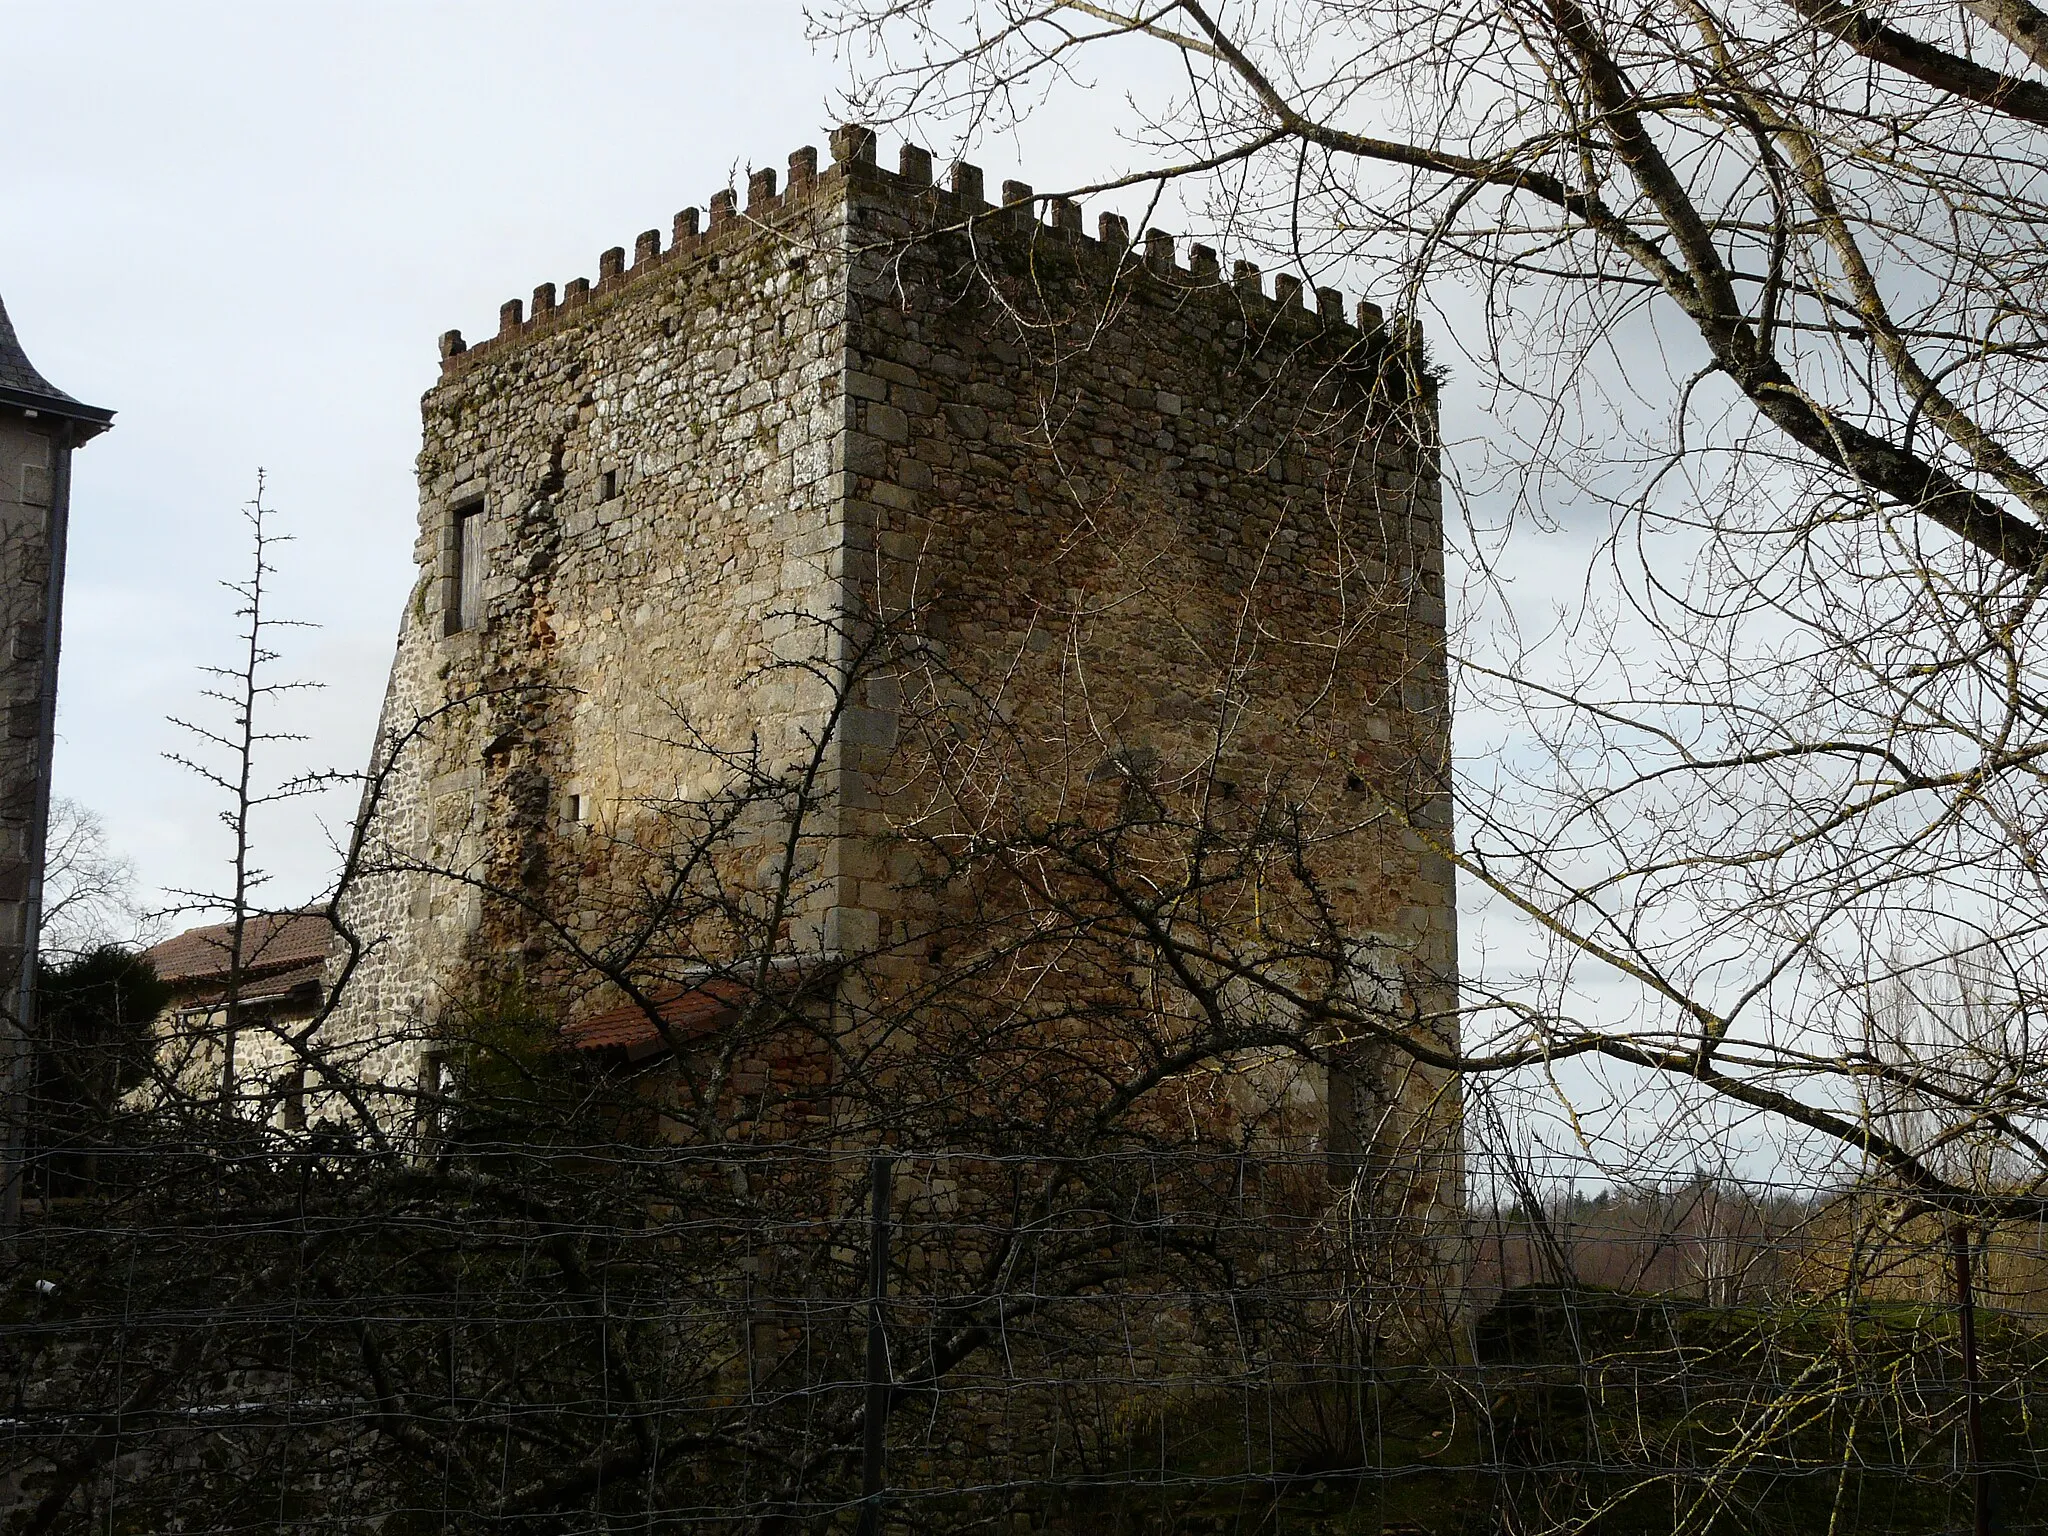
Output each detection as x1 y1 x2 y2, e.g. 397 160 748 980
141 910 341 1124
329 127 1458 1176
0 292 110 1227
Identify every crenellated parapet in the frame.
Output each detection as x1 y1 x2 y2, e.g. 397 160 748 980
438 124 1414 374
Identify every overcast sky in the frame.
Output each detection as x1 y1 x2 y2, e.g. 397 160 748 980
2 2 1193 920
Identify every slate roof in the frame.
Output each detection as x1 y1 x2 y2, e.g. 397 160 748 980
0 290 112 429
145 911 340 987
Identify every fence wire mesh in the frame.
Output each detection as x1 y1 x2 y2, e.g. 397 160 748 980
5 1138 2046 1533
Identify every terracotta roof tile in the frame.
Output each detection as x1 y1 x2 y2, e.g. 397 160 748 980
144 911 340 986
562 978 751 1052
173 961 329 1012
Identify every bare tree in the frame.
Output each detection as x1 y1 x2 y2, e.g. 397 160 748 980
0 634 1272 1525
808 0 2048 1221
36 797 147 962
162 472 324 1112
8 539 2042 1530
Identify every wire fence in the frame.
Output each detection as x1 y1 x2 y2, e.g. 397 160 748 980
7 1138 2048 1533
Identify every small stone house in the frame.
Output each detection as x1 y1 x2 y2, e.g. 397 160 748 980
143 910 340 1126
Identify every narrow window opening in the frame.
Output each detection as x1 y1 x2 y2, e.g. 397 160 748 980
281 1065 307 1131
451 501 485 633
599 469 618 502
567 793 583 823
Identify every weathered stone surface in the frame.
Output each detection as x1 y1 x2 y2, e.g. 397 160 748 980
0 416 55 982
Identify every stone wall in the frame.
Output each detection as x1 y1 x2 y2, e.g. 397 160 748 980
324 149 859 1120
834 137 1456 1176
0 415 59 989
0 296 111 1226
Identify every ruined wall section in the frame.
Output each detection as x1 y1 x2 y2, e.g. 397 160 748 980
327 154 861 1105
827 141 1457 1168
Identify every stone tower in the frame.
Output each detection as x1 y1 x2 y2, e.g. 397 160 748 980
333 128 1457 1173
0 291 112 1226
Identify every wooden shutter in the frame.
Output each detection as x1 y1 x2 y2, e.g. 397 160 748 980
456 505 484 631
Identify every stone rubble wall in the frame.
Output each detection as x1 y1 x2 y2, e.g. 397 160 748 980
324 149 862 1116
831 136 1457 1181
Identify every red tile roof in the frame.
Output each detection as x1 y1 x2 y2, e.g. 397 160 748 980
561 978 751 1052
170 961 330 1012
144 911 339 986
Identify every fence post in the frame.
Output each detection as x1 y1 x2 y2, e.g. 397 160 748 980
1954 1221 1990 1536
855 1154 893 1536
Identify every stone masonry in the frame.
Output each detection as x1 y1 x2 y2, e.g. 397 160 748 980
0 293 111 1227
324 127 1458 1172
